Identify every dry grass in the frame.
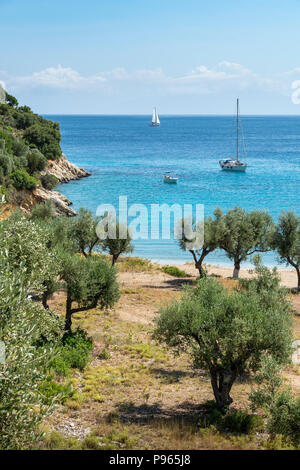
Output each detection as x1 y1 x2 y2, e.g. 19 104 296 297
45 260 300 450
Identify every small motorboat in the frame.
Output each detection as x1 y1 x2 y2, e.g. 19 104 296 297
163 172 178 184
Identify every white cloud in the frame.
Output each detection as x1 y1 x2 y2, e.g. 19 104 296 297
10 65 107 90
2 62 300 100
168 61 266 95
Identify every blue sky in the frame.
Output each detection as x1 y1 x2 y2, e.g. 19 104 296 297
1 0 300 114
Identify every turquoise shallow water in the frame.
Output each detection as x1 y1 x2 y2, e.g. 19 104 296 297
47 115 300 267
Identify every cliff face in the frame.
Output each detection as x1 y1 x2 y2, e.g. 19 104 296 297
16 154 91 216
44 153 91 183
32 188 77 216
10 187 77 217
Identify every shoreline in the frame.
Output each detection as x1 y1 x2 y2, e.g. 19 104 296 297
28 153 92 216
155 260 298 289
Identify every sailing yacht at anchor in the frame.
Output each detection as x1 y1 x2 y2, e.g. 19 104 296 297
150 107 160 127
219 99 247 172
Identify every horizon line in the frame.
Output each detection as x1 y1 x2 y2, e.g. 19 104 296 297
42 113 300 117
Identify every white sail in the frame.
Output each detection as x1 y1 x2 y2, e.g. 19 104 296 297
152 108 156 123
150 107 160 126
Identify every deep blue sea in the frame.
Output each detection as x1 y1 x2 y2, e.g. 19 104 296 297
46 115 300 267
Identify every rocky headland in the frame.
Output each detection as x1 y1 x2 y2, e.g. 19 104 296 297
8 154 91 217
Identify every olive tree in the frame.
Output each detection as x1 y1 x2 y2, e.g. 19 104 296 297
177 208 224 278
61 254 120 331
0 227 61 449
219 207 274 278
70 208 102 257
272 211 300 289
0 212 58 291
154 263 292 411
100 222 134 265
33 216 78 309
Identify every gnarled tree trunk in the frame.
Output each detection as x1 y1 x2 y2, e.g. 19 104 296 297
42 291 49 310
64 296 73 332
210 368 237 411
112 253 120 266
190 249 209 278
296 266 300 289
233 259 241 279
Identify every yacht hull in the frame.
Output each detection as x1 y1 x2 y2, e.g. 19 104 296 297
220 165 247 172
219 160 247 172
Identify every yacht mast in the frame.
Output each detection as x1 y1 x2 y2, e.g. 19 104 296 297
236 98 239 162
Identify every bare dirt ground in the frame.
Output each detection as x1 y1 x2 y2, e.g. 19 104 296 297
45 260 300 450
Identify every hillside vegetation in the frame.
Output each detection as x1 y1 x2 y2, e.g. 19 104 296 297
0 91 60 197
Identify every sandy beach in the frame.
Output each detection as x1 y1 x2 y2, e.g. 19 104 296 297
155 261 298 289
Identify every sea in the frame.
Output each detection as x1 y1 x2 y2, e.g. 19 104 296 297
46 115 300 268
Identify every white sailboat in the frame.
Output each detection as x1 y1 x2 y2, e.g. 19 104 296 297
219 99 247 172
150 107 160 127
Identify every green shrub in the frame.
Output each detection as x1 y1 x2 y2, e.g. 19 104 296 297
267 391 300 446
39 379 74 405
0 129 14 153
120 257 154 271
81 435 101 450
31 201 56 220
221 410 263 434
27 150 47 175
205 409 223 427
5 92 18 108
24 122 61 160
249 356 300 446
50 356 71 377
161 265 189 277
52 328 93 376
9 169 38 190
41 431 81 450
12 137 28 157
99 348 110 360
198 401 263 434
15 111 36 130
198 401 224 428
40 173 59 190
0 153 14 176
0 185 9 201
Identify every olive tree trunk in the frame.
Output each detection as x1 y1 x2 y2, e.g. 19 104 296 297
210 368 237 411
111 253 120 266
64 296 73 332
42 291 50 310
296 266 300 289
232 259 241 279
190 250 209 278
64 295 99 332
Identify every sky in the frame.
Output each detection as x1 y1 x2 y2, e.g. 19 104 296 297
1 0 300 114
